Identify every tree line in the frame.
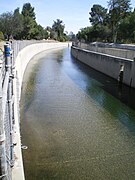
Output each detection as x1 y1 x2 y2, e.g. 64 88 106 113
76 0 135 43
0 3 75 42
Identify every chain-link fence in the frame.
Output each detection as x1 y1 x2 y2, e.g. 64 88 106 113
0 43 14 180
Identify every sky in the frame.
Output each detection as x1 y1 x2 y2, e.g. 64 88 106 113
0 0 135 34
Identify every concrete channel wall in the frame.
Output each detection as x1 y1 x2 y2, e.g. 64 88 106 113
75 42 135 60
12 42 68 180
71 46 135 88
15 42 68 98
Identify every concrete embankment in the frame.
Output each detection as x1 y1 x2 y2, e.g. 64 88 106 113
71 46 135 88
12 42 69 180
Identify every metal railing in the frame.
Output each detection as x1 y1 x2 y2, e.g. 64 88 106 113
0 40 58 179
72 42 135 60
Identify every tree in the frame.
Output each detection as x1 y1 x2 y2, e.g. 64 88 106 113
88 4 111 42
50 30 57 40
35 25 49 40
128 9 135 42
76 27 94 42
0 12 14 39
68 31 76 41
21 3 36 20
76 1 134 43
21 3 37 39
89 4 107 26
76 25 111 43
52 19 65 41
118 9 135 42
12 8 24 39
22 17 39 39
108 0 131 42
0 3 50 40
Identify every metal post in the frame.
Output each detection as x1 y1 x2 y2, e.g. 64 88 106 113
4 43 11 73
8 76 14 167
0 56 7 179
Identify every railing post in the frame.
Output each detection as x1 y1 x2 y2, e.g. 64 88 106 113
4 43 11 73
8 75 14 167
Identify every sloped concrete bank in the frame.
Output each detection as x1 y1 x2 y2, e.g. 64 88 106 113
12 42 68 180
71 46 135 88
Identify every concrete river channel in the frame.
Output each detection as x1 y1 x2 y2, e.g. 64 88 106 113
20 47 135 180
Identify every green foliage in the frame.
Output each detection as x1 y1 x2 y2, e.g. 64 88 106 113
0 12 14 38
0 3 49 40
0 3 68 41
21 3 38 39
13 8 24 39
89 4 107 26
118 9 135 42
51 19 68 42
52 19 64 41
77 0 134 44
108 0 131 42
0 31 4 40
22 3 36 20
21 16 37 39
76 25 111 43
35 25 49 40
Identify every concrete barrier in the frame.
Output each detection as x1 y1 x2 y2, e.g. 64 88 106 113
71 46 135 88
75 42 135 60
12 42 68 180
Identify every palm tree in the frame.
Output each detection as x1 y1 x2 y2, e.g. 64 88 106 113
52 19 65 41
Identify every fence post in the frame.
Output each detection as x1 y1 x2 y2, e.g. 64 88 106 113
4 43 11 73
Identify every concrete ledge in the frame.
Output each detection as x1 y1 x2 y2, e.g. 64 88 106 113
75 42 135 59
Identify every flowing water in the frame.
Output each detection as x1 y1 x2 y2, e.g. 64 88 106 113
21 47 135 180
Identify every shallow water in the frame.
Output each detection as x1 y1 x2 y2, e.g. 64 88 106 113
21 48 135 180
